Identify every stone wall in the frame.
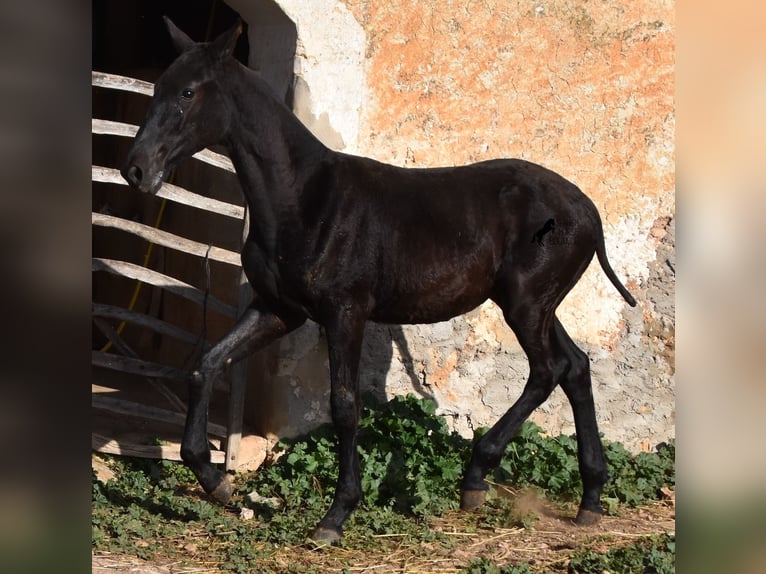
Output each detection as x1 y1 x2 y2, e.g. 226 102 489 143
229 0 675 452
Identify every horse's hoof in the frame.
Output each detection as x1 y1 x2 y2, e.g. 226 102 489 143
308 527 342 547
575 508 603 526
210 473 234 505
460 489 487 511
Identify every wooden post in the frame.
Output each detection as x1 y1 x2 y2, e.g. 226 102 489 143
225 207 251 472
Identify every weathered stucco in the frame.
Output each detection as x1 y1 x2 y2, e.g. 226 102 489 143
234 0 675 452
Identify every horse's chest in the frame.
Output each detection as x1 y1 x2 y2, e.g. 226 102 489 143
240 240 317 312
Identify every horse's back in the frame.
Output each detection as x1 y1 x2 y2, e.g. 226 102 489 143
290 153 600 323
319 156 581 323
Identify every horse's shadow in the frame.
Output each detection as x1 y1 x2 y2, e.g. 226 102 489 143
359 323 437 407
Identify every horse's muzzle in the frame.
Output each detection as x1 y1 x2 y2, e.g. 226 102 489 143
122 164 143 187
121 162 164 195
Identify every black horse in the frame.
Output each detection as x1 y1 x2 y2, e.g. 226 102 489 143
123 18 637 545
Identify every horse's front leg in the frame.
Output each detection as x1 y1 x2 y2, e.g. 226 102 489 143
182 305 305 503
310 307 367 546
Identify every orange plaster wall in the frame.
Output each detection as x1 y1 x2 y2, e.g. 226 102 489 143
345 1 674 207
343 0 674 346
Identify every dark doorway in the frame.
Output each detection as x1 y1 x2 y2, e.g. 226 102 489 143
92 0 248 77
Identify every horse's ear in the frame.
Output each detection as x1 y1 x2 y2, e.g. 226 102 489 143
164 16 195 53
211 19 243 62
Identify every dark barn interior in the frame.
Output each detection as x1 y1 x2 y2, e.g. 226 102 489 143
92 0 290 469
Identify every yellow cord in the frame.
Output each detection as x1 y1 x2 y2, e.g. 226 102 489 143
99 196 169 352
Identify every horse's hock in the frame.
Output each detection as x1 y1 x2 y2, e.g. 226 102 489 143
92 0 674 460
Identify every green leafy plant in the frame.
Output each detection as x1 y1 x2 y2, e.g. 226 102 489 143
461 557 537 574
243 394 470 523
602 439 675 508
567 533 675 573
357 393 469 515
459 534 676 574
93 395 675 571
493 421 675 509
93 458 240 558
493 422 581 500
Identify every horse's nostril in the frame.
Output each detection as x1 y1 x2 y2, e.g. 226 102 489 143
128 165 143 184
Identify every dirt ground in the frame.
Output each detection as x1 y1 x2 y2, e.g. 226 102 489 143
91 493 675 573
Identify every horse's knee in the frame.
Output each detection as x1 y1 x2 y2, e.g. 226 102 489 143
193 354 226 387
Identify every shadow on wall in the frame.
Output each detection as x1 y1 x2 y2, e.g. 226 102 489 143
245 321 440 440
361 324 437 406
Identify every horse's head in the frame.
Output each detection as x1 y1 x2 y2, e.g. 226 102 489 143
122 17 242 194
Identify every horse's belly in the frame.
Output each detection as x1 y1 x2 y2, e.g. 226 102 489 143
370 271 492 325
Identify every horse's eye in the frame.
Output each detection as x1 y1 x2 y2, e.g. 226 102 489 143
181 89 194 100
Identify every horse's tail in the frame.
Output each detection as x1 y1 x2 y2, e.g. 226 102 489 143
596 233 637 307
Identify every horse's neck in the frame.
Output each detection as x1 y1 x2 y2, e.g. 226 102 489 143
224 69 328 248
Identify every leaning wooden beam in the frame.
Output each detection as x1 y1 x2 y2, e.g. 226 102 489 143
91 316 192 414
93 317 140 360
92 119 235 173
92 432 226 464
92 212 241 266
92 395 227 438
93 303 210 348
92 166 245 220
92 258 238 319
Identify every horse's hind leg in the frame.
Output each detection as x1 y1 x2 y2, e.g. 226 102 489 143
553 318 608 525
181 306 305 503
461 303 563 509
461 309 609 525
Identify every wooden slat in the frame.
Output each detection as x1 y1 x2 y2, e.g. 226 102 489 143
191 148 236 174
92 71 154 96
92 432 226 464
92 212 241 266
92 395 227 438
92 258 237 318
147 379 189 416
91 119 236 173
92 166 245 220
93 351 191 381
93 382 187 417
93 303 210 348
92 118 138 138
92 351 230 392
